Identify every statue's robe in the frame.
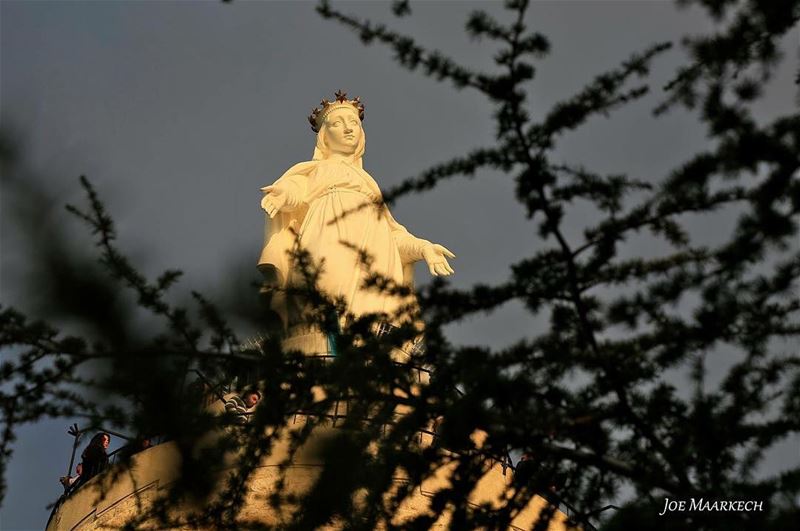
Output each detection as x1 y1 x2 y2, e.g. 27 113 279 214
259 159 427 337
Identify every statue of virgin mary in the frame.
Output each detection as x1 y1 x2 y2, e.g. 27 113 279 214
258 91 454 344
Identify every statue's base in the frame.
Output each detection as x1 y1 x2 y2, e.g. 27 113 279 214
282 324 332 356
46 420 575 531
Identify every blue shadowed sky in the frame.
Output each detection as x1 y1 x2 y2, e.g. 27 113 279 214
1 1 797 529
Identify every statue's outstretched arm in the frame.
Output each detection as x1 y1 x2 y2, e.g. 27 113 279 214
260 174 307 217
385 208 455 276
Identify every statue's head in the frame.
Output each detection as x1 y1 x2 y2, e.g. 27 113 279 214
318 106 364 157
309 90 366 160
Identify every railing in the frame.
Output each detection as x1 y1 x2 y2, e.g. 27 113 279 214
107 435 169 466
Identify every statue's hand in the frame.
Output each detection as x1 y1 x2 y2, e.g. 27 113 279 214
260 185 287 218
423 243 455 276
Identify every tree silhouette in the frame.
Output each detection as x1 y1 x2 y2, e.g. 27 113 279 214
312 0 800 528
1 0 799 529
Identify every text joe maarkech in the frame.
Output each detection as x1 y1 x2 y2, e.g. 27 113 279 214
659 497 764 516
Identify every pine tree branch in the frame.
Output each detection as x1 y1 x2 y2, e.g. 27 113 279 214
316 0 488 91
66 176 202 350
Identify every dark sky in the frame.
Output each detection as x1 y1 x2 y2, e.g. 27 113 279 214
1 1 797 529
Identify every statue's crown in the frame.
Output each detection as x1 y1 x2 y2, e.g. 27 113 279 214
308 90 365 133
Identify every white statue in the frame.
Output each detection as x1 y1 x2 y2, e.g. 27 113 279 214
258 91 454 333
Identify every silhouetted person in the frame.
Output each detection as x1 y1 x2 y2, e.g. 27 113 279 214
76 432 110 486
118 436 153 460
514 452 536 485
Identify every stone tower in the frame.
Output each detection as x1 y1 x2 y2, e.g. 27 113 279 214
46 343 577 530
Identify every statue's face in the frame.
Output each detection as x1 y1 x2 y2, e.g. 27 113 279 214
324 108 362 155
